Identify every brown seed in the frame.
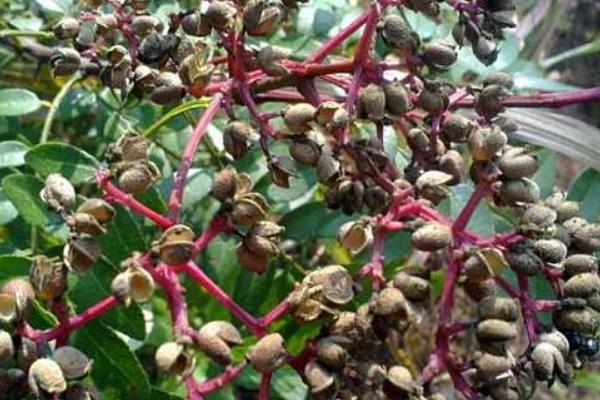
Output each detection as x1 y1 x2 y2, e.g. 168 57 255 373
371 287 407 318
415 170 453 204
499 147 538 179
441 113 475 142
236 242 270 274
156 225 195 265
531 342 565 382
28 358 67 397
155 342 195 377
497 178 540 206
358 84 386 121
181 11 212 37
212 166 238 202
564 254 598 278
76 198 115 224
423 39 457 68
231 196 268 225
573 223 600 254
205 1 237 31
439 150 464 185
284 103 316 133
478 297 519 322
315 337 348 370
379 14 418 53
384 81 412 117
316 152 340 184
476 319 517 341
304 360 336 394
244 233 279 258
393 272 430 302
247 333 286 373
469 125 507 161
198 321 242 346
505 246 542 276
194 331 232 366
564 273 600 299
117 162 159 195
66 213 105 238
463 278 497 301
411 222 452 251
289 138 320 165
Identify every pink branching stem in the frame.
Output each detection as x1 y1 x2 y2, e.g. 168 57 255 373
287 343 315 372
25 296 120 342
518 275 538 343
453 182 489 232
261 300 290 326
456 86 600 109
193 363 246 395
168 92 225 222
193 214 235 251
154 264 189 333
96 170 173 230
182 262 266 337
258 373 272 400
429 114 442 158
359 227 386 287
51 299 71 346
306 9 371 63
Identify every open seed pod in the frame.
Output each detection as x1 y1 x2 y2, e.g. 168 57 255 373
0 330 14 363
304 360 336 395
28 358 67 397
64 237 101 274
247 333 287 373
155 225 196 265
198 321 243 346
76 198 116 225
30 256 68 301
53 346 92 379
383 365 418 398
231 193 269 225
1 278 34 320
111 267 155 305
194 331 232 366
117 161 160 195
338 219 373 256
67 212 106 236
155 341 195 377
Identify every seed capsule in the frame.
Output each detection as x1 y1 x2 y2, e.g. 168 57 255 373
564 254 598 278
320 266 354 306
53 346 92 379
316 337 348 370
383 81 412 117
463 278 497 301
338 220 373 256
111 267 155 304
497 178 540 206
418 81 451 114
117 161 159 194
155 342 195 377
316 152 340 184
441 113 474 142
411 222 452 251
289 137 320 165
236 242 270 274
257 45 291 77
393 272 430 302
473 35 499 65
439 150 464 185
181 11 212 37
521 204 556 232
475 85 509 119
205 1 237 32
64 237 101 275
40 173 76 212
284 103 316 133
539 330 570 355
30 256 68 301
247 333 286 373
131 15 164 37
564 273 600 298
50 48 81 76
28 358 67 397
198 321 243 346
423 40 457 69
1 278 34 320
483 72 514 89
531 342 566 382
194 331 232 366
244 233 279 258
357 84 386 121
554 307 599 335
478 297 519 322
474 352 511 386
268 155 297 188
304 360 336 394
155 225 196 266
573 223 600 253
244 0 283 36
476 319 517 341
533 239 567 264
53 17 81 40
371 287 407 318
212 166 238 202
0 330 14 363
66 213 104 237
469 125 507 161
383 365 416 397
223 121 257 159
416 170 453 204
379 14 418 53
231 195 268 225
499 147 538 179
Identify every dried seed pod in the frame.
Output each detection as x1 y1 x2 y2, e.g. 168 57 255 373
50 48 81 76
223 120 257 159
441 113 475 142
464 278 497 301
117 161 159 194
475 85 509 119
111 267 155 304
371 287 407 318
64 383 99 400
424 40 457 69
564 273 600 298
131 15 164 37
244 233 279 258
289 137 320 165
474 352 512 386
573 223 600 253
539 330 570 355
53 346 92 379
505 246 542 276
76 198 115 224
109 132 149 162
231 195 268 225
497 178 540 206
379 14 418 52
0 330 14 363
257 45 291 77
28 358 67 397
268 155 297 188
243 0 283 36
473 35 499 65
469 125 507 161
30 256 68 301
418 81 451 114
406 128 430 153
212 166 238 202
1 278 34 320
0 294 17 324
416 170 453 203
194 331 232 366
439 150 464 185
531 342 566 382
533 239 567 264
181 11 212 37
478 297 519 322
316 337 348 370
364 185 390 214
155 342 195 377
482 72 514 89
476 319 517 341
67 212 106 236
236 242 270 273
198 321 243 346
393 272 430 302
155 225 196 266
304 360 336 394
383 365 416 397
521 204 557 233
551 200 580 223
53 17 80 40
499 147 538 179
554 307 599 335
284 103 316 133
316 152 340 184
358 83 386 121
249 221 285 238
383 81 412 117
411 222 452 251
205 1 237 31
338 220 373 255
247 333 286 373
564 254 598 278
320 267 354 306
63 237 101 275
40 173 76 212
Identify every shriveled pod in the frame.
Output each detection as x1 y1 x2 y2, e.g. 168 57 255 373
411 222 452 252
111 267 155 304
304 360 336 395
499 147 538 179
357 83 386 121
478 297 519 322
531 342 567 382
194 331 232 366
244 233 279 258
289 137 321 165
0 330 14 363
316 337 348 370
28 358 67 397
155 225 196 265
67 212 106 236
497 178 540 206
370 287 407 318
316 152 340 184
257 45 291 77
474 352 512 386
1 278 34 320
212 166 238 202
283 103 316 133
109 132 149 162
117 161 160 194
231 194 269 225
223 120 257 159
469 125 507 161
30 256 68 301
53 346 92 379
539 330 570 356
236 242 270 274
181 11 212 37
155 342 195 377
318 266 354 306
338 219 373 255
243 0 283 36
64 237 101 274
383 80 412 117
415 170 453 203
379 14 418 53
393 272 430 302
40 173 76 212
198 321 243 346
505 246 542 276
268 155 297 188
383 365 416 398
247 333 286 373
564 273 600 298
476 319 517 342
441 113 475 142
475 84 509 119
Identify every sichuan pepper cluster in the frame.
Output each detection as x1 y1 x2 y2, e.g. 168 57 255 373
2 0 600 399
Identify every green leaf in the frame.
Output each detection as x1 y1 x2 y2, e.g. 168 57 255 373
531 149 556 198
183 168 212 209
0 88 42 116
271 366 308 400
0 140 29 168
151 388 185 400
568 168 600 221
2 174 60 226
280 202 353 240
73 321 150 396
0 255 30 281
26 142 100 185
575 370 600 392
99 206 147 266
0 189 18 225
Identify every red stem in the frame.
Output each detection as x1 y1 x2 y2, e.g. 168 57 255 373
258 373 272 400
193 363 246 395
261 300 290 326
453 182 489 233
168 92 224 222
96 170 173 230
456 87 600 109
193 214 234 251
